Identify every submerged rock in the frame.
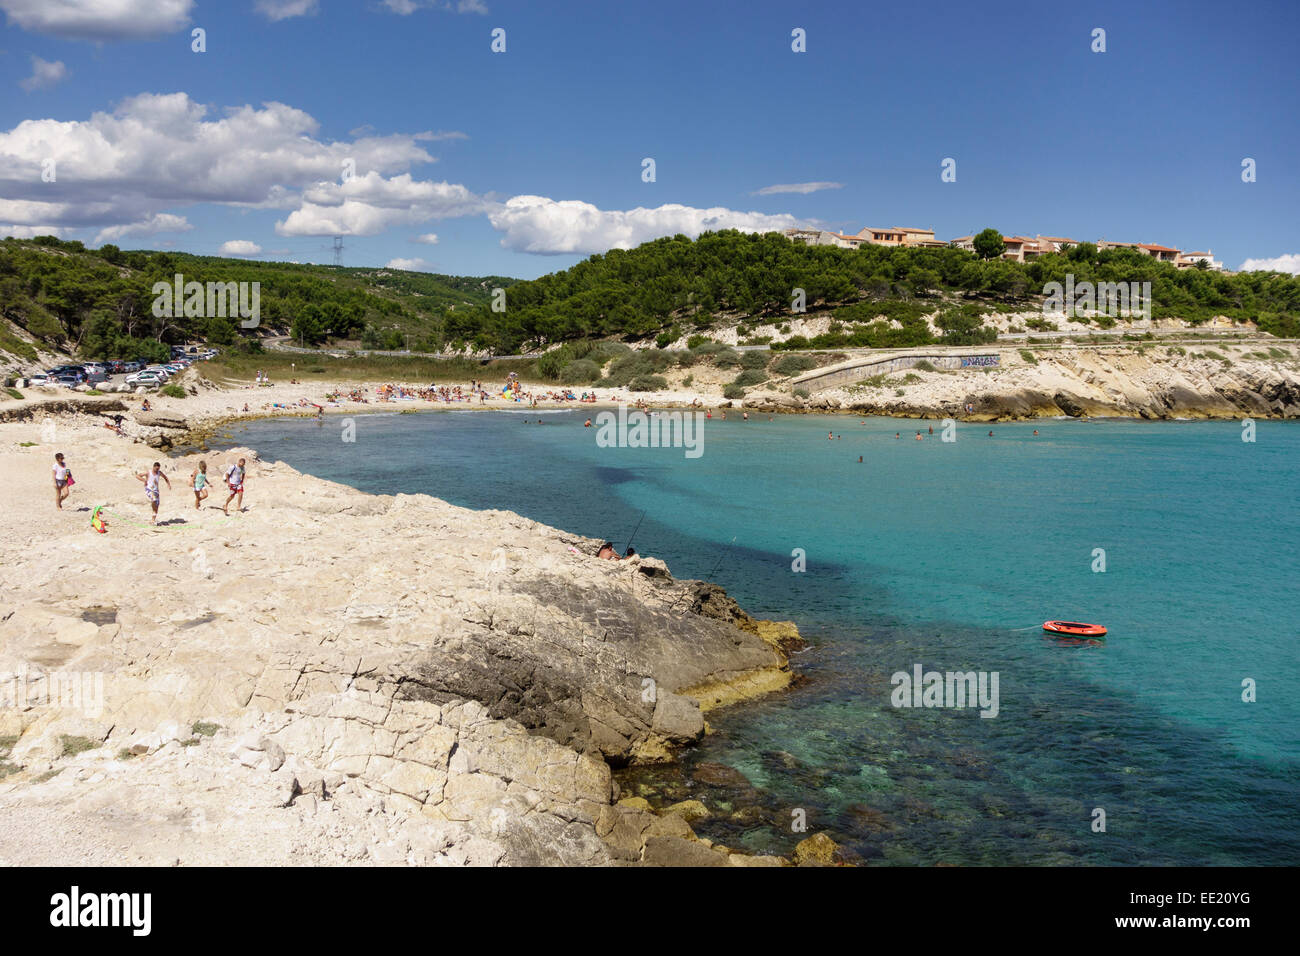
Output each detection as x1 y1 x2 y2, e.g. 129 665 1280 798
793 831 846 866
692 761 753 789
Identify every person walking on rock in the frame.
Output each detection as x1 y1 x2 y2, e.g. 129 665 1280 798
135 461 171 525
52 452 71 510
223 458 246 515
191 460 210 510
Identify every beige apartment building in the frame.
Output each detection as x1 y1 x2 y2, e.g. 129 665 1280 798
785 225 947 250
787 226 1223 270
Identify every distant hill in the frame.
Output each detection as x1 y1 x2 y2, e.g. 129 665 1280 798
3 231 1298 365
0 236 514 363
445 230 1300 353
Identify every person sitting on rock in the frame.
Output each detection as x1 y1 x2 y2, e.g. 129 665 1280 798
597 542 619 560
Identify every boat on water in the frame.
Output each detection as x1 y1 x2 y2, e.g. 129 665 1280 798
1042 620 1107 637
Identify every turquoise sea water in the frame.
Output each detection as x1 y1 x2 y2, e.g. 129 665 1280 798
221 410 1300 865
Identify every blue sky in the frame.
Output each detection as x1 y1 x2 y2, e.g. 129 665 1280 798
1 0 1297 278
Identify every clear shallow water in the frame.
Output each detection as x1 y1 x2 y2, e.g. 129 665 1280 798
220 410 1300 865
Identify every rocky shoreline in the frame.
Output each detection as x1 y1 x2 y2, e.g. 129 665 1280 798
742 346 1300 421
0 410 839 866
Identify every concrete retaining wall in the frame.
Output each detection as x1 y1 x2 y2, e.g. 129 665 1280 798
791 352 1001 392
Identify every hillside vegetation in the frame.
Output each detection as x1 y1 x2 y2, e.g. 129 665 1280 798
0 236 511 363
449 230 1300 353
3 232 1299 368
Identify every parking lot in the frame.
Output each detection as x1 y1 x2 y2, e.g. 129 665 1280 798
19 350 218 392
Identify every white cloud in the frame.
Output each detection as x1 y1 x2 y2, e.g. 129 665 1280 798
414 130 469 142
0 92 440 239
382 0 488 14
218 239 263 257
2 224 64 238
0 0 192 39
753 181 843 196
20 56 67 92
385 257 429 271
1238 253 1300 275
255 0 319 20
93 212 191 244
277 171 482 236
486 196 800 255
412 233 439 244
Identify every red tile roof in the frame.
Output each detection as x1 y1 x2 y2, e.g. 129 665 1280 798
1139 243 1180 252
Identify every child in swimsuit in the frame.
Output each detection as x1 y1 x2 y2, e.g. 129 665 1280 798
191 460 209 510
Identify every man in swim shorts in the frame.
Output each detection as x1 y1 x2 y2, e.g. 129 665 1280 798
135 461 171 525
223 458 246 515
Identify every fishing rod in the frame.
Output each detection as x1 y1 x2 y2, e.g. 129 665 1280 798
624 509 647 553
707 536 737 579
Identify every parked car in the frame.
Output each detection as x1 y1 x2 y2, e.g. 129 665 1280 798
25 373 54 387
80 366 108 384
52 373 84 387
126 370 164 387
122 361 143 373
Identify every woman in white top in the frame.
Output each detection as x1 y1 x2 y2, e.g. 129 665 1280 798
52 452 71 510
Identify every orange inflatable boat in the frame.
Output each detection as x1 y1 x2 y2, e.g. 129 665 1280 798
1042 620 1107 637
